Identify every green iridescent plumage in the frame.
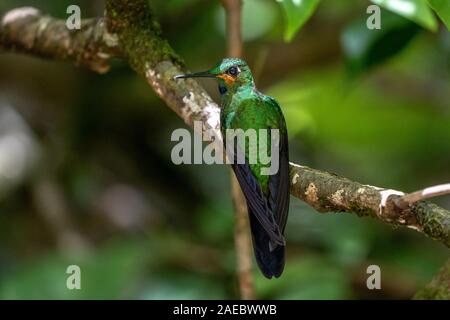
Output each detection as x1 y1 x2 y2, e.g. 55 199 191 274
175 58 290 278
221 89 287 192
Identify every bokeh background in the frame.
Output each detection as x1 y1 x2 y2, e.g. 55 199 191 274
0 0 449 299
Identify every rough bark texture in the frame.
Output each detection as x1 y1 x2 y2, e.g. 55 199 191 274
103 0 220 135
0 7 121 73
290 164 449 247
0 1 449 296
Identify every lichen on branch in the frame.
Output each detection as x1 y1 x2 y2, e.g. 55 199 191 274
289 164 450 247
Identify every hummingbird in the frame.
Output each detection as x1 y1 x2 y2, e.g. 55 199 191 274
175 58 290 279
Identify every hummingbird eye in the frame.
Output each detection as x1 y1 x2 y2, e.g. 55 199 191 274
227 66 239 76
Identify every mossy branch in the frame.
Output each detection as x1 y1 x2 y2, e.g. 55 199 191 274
0 1 449 248
289 165 449 247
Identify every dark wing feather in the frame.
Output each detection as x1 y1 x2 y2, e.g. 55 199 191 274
224 95 290 245
230 143 285 246
268 107 290 234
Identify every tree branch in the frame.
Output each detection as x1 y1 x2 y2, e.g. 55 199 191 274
290 164 449 246
1 2 449 249
0 7 121 73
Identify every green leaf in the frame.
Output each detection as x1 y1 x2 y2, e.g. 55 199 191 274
427 0 450 30
371 0 438 31
342 11 421 75
278 0 321 42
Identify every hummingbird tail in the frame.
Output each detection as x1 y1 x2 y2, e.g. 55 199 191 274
248 211 285 279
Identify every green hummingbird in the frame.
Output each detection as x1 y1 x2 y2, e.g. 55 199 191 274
175 58 290 278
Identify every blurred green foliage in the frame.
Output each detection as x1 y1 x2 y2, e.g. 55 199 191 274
427 0 450 30
371 0 438 31
0 0 448 300
342 11 421 74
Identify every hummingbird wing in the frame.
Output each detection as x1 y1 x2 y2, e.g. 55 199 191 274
225 95 290 248
265 96 290 235
231 154 286 246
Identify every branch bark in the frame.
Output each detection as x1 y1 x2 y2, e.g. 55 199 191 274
1 1 449 250
290 164 449 246
0 7 121 73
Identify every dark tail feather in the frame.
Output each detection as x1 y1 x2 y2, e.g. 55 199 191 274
248 211 285 279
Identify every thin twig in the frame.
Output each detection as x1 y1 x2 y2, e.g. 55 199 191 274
221 0 243 58
221 0 255 300
395 183 450 210
231 173 256 299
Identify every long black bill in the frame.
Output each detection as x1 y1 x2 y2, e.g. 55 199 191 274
173 71 215 80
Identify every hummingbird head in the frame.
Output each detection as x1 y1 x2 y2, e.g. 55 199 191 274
174 58 254 95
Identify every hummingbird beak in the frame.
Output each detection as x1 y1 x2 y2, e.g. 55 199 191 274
173 71 215 80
